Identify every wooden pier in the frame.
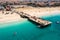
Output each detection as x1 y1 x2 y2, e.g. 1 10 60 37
19 12 52 27
12 11 52 27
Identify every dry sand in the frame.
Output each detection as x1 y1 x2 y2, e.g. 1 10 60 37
0 11 26 24
0 7 60 23
15 7 60 17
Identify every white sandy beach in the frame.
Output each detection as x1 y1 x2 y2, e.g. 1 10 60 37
0 7 60 23
15 7 60 17
0 11 26 24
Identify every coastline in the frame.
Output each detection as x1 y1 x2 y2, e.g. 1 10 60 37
0 7 60 24
0 11 27 24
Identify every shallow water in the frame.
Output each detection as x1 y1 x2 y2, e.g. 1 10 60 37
0 14 60 40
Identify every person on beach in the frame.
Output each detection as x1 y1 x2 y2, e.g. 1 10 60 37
11 12 14 14
2 11 4 14
5 12 9 15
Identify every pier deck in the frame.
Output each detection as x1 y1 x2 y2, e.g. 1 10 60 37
19 12 52 27
12 11 52 27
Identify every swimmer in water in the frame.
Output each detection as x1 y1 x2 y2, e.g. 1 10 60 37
13 32 17 36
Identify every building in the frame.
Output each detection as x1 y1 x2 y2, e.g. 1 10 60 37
0 0 60 2
0 0 60 6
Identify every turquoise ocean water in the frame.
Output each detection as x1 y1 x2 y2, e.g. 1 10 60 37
0 13 60 40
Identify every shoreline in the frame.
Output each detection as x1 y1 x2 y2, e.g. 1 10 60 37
0 20 27 28
0 7 60 24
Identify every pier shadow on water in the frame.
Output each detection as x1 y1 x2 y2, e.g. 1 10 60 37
28 18 51 29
